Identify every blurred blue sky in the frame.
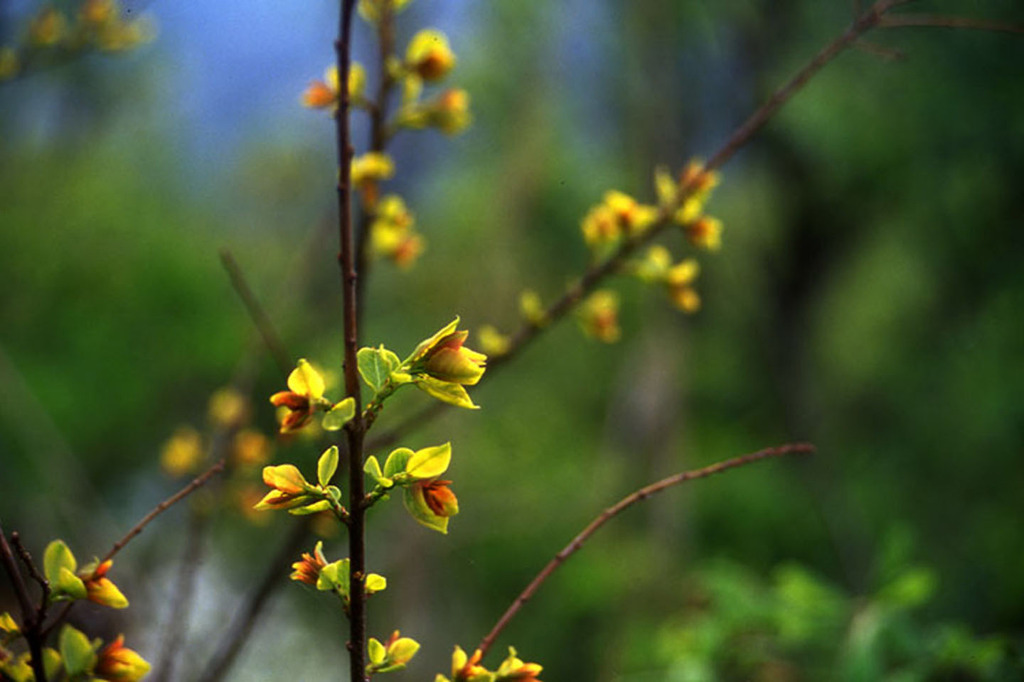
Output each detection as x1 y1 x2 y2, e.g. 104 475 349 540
143 0 480 167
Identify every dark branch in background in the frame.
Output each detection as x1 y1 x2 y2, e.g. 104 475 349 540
220 249 293 379
0 523 48 682
150 492 214 682
878 14 1024 34
354 3 398 322
475 443 816 658
194 520 312 682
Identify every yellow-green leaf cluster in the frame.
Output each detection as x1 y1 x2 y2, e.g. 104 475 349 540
367 631 420 674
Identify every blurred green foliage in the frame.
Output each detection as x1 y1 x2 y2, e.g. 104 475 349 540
2 0 1023 680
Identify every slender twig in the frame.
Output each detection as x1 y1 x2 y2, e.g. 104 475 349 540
11 532 49 599
475 442 816 658
42 458 229 643
854 39 907 61
371 0 917 447
101 458 226 565
220 249 293 379
194 521 312 682
878 14 1024 35
334 2 369 681
703 0 904 173
0 524 47 682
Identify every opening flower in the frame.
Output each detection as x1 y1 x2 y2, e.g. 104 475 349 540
683 215 723 251
94 635 151 682
81 559 129 609
428 88 472 135
452 646 490 682
406 29 456 81
666 259 701 313
578 290 621 343
253 464 317 511
410 319 487 386
367 630 421 674
495 647 543 681
269 359 327 433
290 541 328 586
302 63 366 109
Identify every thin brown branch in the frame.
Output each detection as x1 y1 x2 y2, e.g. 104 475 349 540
100 458 226 565
854 39 907 61
334 2 368 681
878 14 1024 35
220 248 293 379
475 442 816 658
0 524 47 682
11 532 48 600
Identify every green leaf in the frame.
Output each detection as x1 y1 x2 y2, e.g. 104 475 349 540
59 625 97 676
364 456 392 487
368 637 386 665
322 398 356 431
383 448 413 479
404 443 451 480
318 559 350 594
326 485 342 503
414 376 479 409
317 446 339 487
358 346 402 394
43 540 76 587
56 567 87 600
288 499 332 516
374 663 408 674
365 573 387 594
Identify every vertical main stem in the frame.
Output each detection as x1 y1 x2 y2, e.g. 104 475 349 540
334 1 367 681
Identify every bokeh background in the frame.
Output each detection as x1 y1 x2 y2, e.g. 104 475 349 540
2 1 1023 680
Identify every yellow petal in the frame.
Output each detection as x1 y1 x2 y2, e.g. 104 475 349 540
287 359 326 399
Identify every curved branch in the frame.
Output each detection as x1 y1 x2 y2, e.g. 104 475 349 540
878 14 1024 35
101 458 226 565
475 442 816 658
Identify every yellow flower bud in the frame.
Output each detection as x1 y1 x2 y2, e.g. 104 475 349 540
160 426 204 478
95 635 151 682
428 88 472 135
578 290 621 343
406 29 456 81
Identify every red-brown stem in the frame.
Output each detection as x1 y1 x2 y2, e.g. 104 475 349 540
878 14 1024 35
475 443 816 658
334 2 368 680
0 524 47 682
99 458 226 565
